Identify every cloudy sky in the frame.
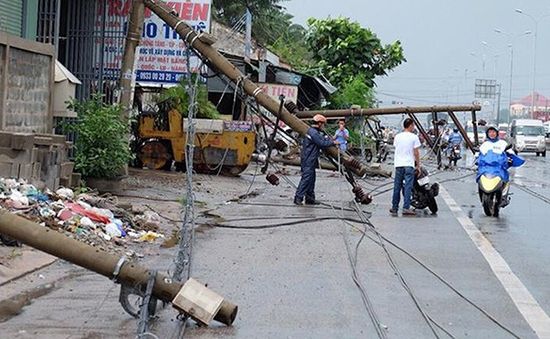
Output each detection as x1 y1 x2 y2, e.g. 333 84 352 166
284 0 550 111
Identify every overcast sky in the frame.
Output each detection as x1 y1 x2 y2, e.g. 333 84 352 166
284 0 550 112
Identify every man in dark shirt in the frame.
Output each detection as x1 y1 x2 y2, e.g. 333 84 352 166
294 114 337 205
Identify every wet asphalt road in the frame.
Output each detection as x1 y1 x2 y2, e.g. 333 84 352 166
443 152 550 320
1 152 550 338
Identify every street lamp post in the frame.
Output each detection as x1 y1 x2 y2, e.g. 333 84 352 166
481 41 501 79
494 29 532 124
515 9 550 117
469 52 486 76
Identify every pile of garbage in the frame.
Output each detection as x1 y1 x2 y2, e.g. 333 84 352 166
0 178 164 254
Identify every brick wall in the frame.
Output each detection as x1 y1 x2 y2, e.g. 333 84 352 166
0 31 54 134
4 48 50 132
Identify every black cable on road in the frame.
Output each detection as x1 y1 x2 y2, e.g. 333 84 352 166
348 202 446 339
512 183 550 205
202 216 365 229
351 223 521 339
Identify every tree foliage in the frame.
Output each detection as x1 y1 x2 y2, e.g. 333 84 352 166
306 17 406 88
269 24 312 70
65 95 133 179
212 0 290 46
330 74 375 109
156 78 220 119
212 0 312 69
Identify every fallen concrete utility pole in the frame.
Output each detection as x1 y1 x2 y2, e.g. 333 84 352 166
271 156 392 178
297 104 482 155
141 0 367 178
295 105 482 119
0 210 237 326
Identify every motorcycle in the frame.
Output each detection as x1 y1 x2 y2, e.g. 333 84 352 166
477 144 524 217
448 143 461 167
375 140 389 163
411 166 439 214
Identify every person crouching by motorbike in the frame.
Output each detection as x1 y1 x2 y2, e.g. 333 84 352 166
476 126 525 214
294 114 338 205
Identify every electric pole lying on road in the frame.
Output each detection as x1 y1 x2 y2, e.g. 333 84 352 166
0 210 238 327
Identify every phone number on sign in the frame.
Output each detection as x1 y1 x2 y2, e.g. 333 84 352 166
137 71 182 83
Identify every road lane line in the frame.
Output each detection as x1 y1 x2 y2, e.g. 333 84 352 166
440 185 550 338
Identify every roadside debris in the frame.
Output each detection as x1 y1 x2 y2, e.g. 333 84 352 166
0 177 164 253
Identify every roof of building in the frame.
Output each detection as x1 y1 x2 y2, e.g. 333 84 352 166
512 92 550 107
55 60 81 84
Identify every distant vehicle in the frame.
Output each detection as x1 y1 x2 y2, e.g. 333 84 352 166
465 121 486 145
498 123 508 139
544 121 550 140
509 119 546 156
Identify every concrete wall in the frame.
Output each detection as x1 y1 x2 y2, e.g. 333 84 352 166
0 31 54 133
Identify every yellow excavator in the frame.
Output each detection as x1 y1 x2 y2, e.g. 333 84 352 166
135 108 256 176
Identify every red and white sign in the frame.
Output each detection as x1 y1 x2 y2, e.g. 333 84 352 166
256 83 299 127
95 0 211 85
259 83 298 104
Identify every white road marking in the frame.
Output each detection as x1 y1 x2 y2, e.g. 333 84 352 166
439 185 550 338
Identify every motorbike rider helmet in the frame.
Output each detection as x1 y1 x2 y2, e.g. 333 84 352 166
312 114 327 124
485 125 498 140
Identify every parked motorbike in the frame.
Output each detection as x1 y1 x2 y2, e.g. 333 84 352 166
448 143 461 167
477 144 524 217
411 166 439 214
375 141 389 163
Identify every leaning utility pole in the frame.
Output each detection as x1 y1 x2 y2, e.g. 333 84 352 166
141 0 367 178
119 0 145 121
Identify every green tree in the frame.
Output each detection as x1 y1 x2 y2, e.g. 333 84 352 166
156 77 220 119
212 0 290 46
330 74 375 109
213 0 312 69
65 95 133 179
269 24 312 70
306 17 406 88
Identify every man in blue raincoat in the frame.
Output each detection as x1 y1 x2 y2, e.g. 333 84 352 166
477 126 525 183
294 114 338 205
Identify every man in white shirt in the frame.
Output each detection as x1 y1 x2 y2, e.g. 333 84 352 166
390 118 421 216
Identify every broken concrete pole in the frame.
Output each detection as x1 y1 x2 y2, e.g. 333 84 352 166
0 210 237 326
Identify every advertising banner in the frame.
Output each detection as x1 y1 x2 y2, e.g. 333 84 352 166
95 0 211 85
257 83 299 127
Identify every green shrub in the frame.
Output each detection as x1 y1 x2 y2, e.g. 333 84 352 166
155 77 220 119
65 95 133 179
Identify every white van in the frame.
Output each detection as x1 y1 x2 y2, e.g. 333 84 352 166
510 119 546 156
465 121 486 144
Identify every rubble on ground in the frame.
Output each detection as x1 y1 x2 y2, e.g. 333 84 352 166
0 177 164 255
